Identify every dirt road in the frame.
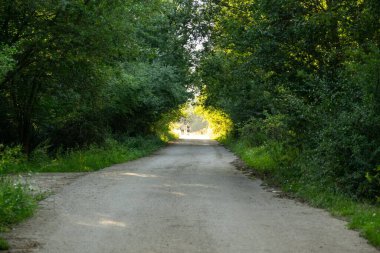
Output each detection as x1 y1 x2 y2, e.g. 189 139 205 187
6 139 378 253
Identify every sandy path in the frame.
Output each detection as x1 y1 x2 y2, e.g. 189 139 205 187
4 139 378 253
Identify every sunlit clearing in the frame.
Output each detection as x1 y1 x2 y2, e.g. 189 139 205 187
122 172 158 178
171 100 232 140
172 103 213 140
179 133 211 140
99 219 126 228
194 104 233 140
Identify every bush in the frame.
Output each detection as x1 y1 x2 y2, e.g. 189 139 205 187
0 136 164 174
50 112 108 150
239 118 266 146
194 103 233 140
0 237 9 250
0 179 36 228
0 145 26 174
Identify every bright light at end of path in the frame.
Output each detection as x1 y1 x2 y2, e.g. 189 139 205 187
179 133 211 140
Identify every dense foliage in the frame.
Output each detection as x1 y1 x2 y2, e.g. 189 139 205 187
198 0 380 201
0 0 194 153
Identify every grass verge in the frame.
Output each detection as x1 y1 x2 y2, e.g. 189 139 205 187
0 179 36 250
0 237 9 250
2 136 164 173
224 138 380 248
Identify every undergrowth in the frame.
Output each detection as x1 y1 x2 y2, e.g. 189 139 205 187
0 237 9 250
0 178 37 250
224 138 380 248
1 136 164 173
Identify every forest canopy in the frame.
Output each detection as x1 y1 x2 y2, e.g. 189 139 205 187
0 0 196 153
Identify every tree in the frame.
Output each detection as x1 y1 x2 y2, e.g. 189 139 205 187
198 0 380 200
0 0 192 152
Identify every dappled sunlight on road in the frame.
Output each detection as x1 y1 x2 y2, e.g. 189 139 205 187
122 172 159 178
170 191 186 196
76 218 127 229
171 138 217 146
180 183 218 189
99 219 127 228
173 133 216 146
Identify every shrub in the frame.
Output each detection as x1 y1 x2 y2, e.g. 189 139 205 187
0 145 26 174
0 237 9 250
0 179 36 228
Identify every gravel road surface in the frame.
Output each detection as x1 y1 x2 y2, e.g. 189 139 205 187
5 139 378 253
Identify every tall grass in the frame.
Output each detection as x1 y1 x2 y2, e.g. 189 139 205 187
0 179 36 250
0 179 36 228
1 136 164 174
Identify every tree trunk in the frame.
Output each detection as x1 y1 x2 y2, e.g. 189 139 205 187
20 114 32 155
13 76 39 155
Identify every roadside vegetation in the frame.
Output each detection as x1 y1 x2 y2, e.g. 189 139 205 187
0 136 164 174
223 138 380 247
0 179 36 240
196 0 380 247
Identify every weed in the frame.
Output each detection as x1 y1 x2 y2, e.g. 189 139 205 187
1 136 164 174
0 237 9 250
0 179 36 229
